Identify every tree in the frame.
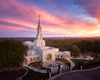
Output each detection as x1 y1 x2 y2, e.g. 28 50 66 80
0 40 28 68
71 45 81 56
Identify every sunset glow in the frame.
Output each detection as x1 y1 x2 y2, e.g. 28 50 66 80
0 0 100 37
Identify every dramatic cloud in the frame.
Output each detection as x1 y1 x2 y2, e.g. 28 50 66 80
0 0 100 37
76 0 100 19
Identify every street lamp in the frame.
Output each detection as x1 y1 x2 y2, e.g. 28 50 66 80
60 65 63 74
80 65 82 70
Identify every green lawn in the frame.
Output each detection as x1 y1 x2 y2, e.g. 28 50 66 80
71 59 100 70
22 68 47 80
71 59 89 70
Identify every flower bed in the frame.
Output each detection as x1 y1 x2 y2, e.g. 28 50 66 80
56 59 70 66
29 61 43 68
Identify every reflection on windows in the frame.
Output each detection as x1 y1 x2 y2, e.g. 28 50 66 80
40 43 42 46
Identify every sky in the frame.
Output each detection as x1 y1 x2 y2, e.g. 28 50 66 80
0 0 100 37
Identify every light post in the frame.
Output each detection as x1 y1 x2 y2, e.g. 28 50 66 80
60 65 62 74
48 67 52 79
80 65 83 70
49 71 51 79
66 65 68 72
69 63 71 71
57 63 61 74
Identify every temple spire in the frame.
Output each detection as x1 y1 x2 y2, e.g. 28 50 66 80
36 15 42 40
38 15 40 26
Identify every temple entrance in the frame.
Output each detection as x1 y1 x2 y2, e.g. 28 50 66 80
66 55 69 59
47 54 52 62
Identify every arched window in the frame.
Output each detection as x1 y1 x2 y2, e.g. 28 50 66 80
40 43 42 46
58 54 60 59
24 59 28 65
34 57 36 62
37 56 40 61
47 54 52 62
30 58 33 63
66 55 69 59
61 54 63 58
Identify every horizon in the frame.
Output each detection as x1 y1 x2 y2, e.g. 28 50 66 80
0 36 100 38
0 0 100 37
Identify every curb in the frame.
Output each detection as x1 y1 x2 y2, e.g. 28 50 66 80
48 66 100 80
16 67 28 80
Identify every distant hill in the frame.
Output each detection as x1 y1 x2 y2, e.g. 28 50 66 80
0 36 100 41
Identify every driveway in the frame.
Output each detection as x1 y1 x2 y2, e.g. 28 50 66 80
55 67 100 80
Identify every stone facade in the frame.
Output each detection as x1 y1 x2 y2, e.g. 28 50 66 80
23 15 71 65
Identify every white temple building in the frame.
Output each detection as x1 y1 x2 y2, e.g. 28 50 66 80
23 15 70 65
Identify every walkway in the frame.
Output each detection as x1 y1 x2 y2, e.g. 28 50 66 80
27 66 47 73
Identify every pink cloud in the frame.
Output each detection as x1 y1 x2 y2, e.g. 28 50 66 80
0 18 37 29
0 0 100 37
0 24 32 32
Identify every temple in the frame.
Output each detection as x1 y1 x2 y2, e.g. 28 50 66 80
23 15 70 65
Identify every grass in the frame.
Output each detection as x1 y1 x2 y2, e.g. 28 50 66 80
69 59 100 70
22 67 47 80
71 59 89 70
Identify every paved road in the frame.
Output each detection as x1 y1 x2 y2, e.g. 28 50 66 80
55 67 100 80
